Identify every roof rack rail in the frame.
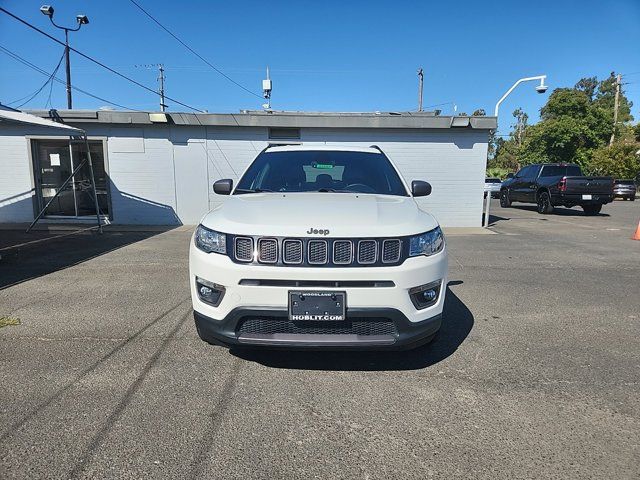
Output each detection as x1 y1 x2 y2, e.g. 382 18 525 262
369 144 384 153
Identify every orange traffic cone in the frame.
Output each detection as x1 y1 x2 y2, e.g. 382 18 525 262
633 219 640 241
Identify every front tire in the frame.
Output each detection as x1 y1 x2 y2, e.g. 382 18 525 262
582 204 602 216
630 196 636 201
500 189 512 208
537 191 553 214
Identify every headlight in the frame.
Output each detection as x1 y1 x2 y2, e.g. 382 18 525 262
194 224 226 254
409 227 444 257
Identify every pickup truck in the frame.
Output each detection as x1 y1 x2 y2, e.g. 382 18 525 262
189 145 447 350
499 163 614 215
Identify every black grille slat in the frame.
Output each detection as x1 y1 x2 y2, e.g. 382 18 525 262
357 240 377 264
333 240 353 264
283 239 303 264
235 237 253 262
258 238 277 263
308 240 328 264
382 239 401 263
238 318 397 336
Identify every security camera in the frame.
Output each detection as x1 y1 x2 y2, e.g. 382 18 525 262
40 5 54 16
76 14 89 25
536 84 548 94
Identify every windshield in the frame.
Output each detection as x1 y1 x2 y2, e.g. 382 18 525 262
234 150 409 196
485 178 501 183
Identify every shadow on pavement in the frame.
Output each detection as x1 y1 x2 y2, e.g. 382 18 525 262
509 204 610 217
0 227 174 290
230 283 473 371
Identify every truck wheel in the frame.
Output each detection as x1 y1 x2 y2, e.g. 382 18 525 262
630 197 636 202
500 189 511 208
582 204 602 215
537 192 553 214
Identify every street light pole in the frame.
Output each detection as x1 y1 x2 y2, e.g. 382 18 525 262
40 5 89 110
485 75 549 227
64 28 72 109
494 75 547 117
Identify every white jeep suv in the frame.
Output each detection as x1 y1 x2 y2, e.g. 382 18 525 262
189 145 448 349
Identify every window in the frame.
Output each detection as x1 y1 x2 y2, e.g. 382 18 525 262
268 127 300 140
31 139 109 217
540 165 582 177
235 150 408 196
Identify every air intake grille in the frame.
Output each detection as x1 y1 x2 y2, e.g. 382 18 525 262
308 240 328 264
283 239 303 264
382 239 401 263
258 238 277 263
228 236 406 267
234 237 253 262
333 240 353 264
357 240 377 264
238 318 398 336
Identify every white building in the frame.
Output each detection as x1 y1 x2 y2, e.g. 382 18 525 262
0 109 496 227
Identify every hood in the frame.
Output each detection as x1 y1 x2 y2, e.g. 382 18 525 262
201 193 438 237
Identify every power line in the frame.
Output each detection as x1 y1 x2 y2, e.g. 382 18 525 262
0 45 139 111
127 0 262 99
15 50 65 108
0 7 204 112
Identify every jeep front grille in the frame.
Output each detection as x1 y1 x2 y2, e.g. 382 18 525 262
333 240 353 264
257 238 278 263
234 237 253 262
357 240 377 264
283 239 303 264
231 235 406 267
382 239 401 263
308 240 328 265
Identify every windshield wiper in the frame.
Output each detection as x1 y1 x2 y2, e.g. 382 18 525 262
317 188 350 193
235 188 273 194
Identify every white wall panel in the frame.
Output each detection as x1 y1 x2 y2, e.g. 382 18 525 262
0 127 34 222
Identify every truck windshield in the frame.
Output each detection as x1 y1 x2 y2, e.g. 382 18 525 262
234 150 409 196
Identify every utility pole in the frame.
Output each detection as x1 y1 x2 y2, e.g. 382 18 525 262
158 64 167 112
40 5 89 109
417 68 424 112
609 73 622 146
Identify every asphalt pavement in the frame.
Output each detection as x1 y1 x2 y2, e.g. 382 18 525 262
1 200 639 479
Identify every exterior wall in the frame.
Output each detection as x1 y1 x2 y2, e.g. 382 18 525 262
0 123 489 227
0 125 34 222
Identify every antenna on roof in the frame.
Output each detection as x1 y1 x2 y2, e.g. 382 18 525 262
262 66 272 110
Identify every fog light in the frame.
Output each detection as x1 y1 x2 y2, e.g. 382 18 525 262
196 277 225 307
409 280 441 310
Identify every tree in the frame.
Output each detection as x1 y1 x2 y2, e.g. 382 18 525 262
588 143 640 179
574 77 598 101
512 108 528 147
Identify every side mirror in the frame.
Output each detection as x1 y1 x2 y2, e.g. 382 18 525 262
213 178 233 195
411 180 432 197
506 173 515 179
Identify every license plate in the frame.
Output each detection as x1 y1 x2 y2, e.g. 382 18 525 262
288 291 346 321
582 194 592 200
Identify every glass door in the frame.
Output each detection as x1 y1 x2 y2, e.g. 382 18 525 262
32 139 110 218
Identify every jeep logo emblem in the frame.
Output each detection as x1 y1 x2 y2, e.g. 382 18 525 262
307 227 330 235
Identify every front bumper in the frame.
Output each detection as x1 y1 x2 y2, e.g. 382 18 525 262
194 308 442 350
189 238 447 349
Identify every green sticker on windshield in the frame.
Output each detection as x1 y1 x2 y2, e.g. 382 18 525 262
312 162 334 169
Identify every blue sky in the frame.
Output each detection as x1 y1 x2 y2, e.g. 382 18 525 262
1 0 639 134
